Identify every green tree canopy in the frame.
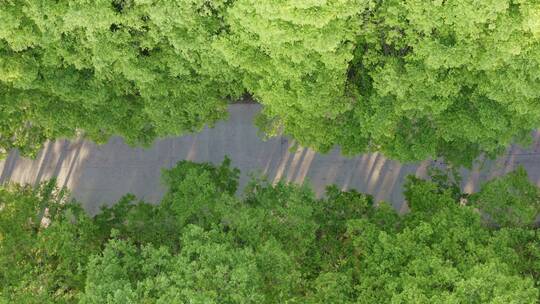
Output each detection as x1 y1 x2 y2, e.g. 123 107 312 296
0 180 99 303
216 0 366 149
1 159 538 303
2 0 539 164
345 0 540 164
217 0 540 165
470 166 540 227
0 0 243 157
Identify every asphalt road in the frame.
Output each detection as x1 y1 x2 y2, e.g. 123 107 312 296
1 104 539 214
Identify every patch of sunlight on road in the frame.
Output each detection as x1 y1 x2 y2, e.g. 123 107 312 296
0 139 91 193
273 140 295 184
294 148 316 184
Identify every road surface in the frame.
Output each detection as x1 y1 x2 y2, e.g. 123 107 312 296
1 104 539 214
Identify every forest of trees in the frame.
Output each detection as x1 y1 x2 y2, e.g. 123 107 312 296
1 0 540 164
2 0 540 303
0 159 539 303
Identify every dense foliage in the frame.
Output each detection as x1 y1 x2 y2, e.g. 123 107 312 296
2 0 539 164
345 0 540 164
0 0 244 158
1 159 538 303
